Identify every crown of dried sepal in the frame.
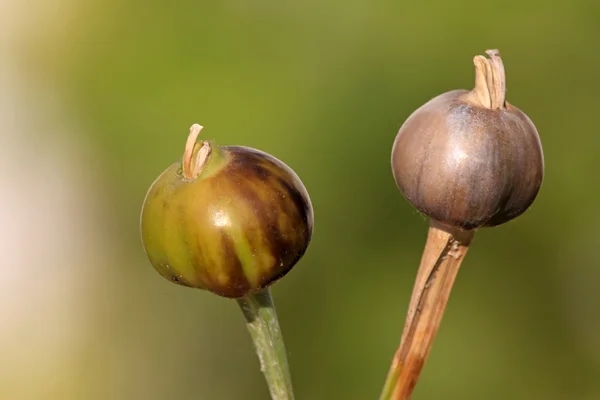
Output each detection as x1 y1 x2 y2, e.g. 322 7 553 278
391 50 544 230
140 124 314 298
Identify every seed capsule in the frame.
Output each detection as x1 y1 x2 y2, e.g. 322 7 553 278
140 124 314 298
391 50 544 229
383 51 546 399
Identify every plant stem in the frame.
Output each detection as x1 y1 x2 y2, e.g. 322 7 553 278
379 220 474 400
237 288 295 400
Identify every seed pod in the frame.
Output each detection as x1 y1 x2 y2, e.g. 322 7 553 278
140 124 314 298
391 50 544 230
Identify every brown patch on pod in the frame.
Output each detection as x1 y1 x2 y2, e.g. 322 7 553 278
391 50 544 229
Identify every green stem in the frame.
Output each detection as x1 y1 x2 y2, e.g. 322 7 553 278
237 288 295 400
379 366 401 400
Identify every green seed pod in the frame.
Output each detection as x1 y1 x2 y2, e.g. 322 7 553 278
140 124 314 298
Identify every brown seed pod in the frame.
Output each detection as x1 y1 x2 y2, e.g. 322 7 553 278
391 50 544 230
381 50 546 400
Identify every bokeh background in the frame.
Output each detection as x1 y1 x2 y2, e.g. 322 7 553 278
3 0 600 399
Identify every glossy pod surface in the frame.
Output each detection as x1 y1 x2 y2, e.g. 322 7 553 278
392 90 544 229
141 145 313 298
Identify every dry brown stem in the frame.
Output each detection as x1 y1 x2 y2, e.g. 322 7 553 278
381 220 474 399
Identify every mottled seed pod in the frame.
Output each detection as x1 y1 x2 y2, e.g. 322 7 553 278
140 124 313 298
391 50 544 230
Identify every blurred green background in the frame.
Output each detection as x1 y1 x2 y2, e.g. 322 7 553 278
4 0 600 399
